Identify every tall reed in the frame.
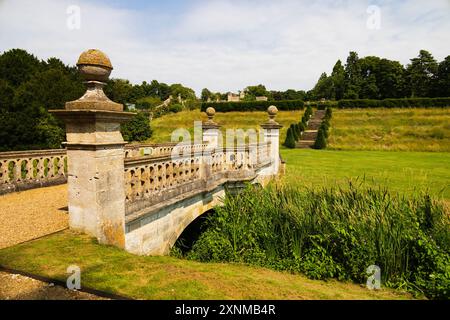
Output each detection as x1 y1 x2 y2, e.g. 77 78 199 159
181 182 450 299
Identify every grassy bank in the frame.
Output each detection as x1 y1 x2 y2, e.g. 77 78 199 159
280 149 450 200
180 184 450 299
148 110 303 143
328 108 450 152
0 230 413 300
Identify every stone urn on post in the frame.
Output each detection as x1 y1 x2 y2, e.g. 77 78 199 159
260 105 282 176
50 49 134 248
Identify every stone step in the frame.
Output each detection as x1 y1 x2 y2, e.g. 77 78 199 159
301 131 318 141
296 140 315 149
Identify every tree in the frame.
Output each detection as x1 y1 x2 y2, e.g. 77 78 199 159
406 50 438 97
104 79 133 105
344 51 362 99
0 79 14 111
169 83 196 101
284 127 296 148
331 60 345 100
0 49 41 87
245 84 269 98
311 72 334 100
433 56 450 97
121 112 152 142
377 59 406 99
201 88 213 102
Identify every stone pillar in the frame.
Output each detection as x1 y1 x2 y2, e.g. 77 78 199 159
260 106 282 176
202 107 221 150
50 49 134 248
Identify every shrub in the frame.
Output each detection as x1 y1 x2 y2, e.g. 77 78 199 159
291 124 299 141
314 127 327 149
169 103 183 113
284 127 296 148
121 112 152 142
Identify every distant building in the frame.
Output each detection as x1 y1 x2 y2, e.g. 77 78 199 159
227 92 240 102
227 90 246 102
256 96 268 101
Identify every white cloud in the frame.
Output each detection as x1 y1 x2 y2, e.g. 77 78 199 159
0 0 449 95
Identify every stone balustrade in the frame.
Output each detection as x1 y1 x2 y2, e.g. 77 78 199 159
0 142 212 195
0 149 68 194
123 142 271 218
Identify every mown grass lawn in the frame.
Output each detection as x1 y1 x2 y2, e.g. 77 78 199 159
281 149 450 200
0 231 414 300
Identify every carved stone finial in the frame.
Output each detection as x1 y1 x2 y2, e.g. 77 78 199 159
65 49 122 111
267 105 278 121
203 107 220 129
77 49 113 82
261 105 281 129
206 107 215 120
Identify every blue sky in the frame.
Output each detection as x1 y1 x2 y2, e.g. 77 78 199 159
0 0 449 95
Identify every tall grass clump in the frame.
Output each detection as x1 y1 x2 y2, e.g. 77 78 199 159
183 183 450 299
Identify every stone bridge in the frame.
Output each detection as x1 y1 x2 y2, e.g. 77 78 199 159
0 49 283 256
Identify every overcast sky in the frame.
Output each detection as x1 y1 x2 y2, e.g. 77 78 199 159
0 0 449 94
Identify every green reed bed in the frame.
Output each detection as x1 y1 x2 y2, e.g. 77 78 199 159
175 183 450 299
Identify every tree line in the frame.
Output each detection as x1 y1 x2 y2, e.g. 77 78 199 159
201 50 450 102
309 50 450 101
0 49 196 151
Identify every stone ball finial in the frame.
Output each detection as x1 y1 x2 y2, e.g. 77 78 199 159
77 49 113 82
206 107 216 119
268 105 278 120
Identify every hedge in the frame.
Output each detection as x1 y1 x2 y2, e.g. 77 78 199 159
201 100 304 112
337 97 450 109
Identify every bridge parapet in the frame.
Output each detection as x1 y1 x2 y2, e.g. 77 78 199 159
123 142 271 220
0 149 67 194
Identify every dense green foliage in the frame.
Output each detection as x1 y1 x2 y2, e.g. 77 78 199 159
310 50 450 101
283 127 296 148
0 49 194 150
336 97 450 109
121 112 152 142
180 184 450 299
201 100 304 112
0 49 84 151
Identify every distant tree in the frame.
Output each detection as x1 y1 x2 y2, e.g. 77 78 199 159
377 59 406 99
433 56 450 97
121 112 152 142
104 78 133 105
245 84 269 98
331 60 345 100
344 51 362 99
0 49 41 87
169 83 196 101
311 73 334 100
406 50 438 97
201 88 213 102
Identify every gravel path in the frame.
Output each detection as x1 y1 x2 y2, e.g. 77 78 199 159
0 184 69 249
0 271 106 300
